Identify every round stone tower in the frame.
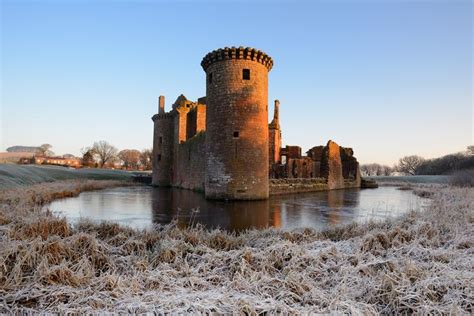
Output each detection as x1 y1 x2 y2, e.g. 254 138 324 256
151 96 174 186
201 46 273 200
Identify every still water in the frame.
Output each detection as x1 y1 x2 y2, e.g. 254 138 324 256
47 186 428 231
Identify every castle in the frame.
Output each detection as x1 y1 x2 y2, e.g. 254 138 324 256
152 46 361 200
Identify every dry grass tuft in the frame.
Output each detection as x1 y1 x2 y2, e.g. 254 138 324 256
11 217 70 240
0 179 473 314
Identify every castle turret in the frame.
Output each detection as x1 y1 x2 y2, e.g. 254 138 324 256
201 46 273 200
152 95 174 186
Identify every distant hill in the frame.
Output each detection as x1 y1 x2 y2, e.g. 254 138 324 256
6 146 40 153
0 152 35 163
0 165 133 188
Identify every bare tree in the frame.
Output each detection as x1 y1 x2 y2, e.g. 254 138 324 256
91 141 118 168
80 147 96 167
360 164 376 176
360 163 393 176
467 145 474 156
140 149 153 170
381 165 393 176
118 149 141 170
396 155 425 175
80 147 90 156
37 144 54 157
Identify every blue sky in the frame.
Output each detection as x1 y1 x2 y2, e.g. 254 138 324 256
1 0 472 165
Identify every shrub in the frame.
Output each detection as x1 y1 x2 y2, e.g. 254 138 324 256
450 169 474 187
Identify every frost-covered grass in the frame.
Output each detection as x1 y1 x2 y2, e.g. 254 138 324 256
0 180 473 313
0 165 133 189
450 169 474 187
367 175 450 186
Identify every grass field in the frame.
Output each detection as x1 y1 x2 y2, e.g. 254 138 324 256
0 180 472 313
366 175 451 185
0 165 135 189
0 152 35 164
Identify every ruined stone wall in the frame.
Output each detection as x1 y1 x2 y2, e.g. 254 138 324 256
268 99 281 170
307 146 324 178
186 108 197 140
286 157 314 178
270 178 327 195
195 104 206 134
268 129 281 165
270 140 361 191
186 104 206 139
340 147 359 179
340 147 361 188
172 132 206 191
172 107 188 183
151 114 174 186
283 146 302 159
321 140 345 190
202 47 272 200
268 128 281 176
174 108 189 144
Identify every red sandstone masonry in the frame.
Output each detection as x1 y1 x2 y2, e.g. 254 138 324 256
151 46 362 199
173 132 206 191
152 112 174 186
268 100 281 176
203 47 272 200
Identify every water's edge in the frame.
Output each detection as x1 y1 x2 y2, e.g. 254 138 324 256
47 185 428 232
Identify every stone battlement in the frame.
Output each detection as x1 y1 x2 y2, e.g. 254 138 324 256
152 112 174 121
201 46 273 72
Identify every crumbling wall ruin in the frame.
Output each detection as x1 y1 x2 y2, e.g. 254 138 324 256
173 132 206 192
322 140 344 190
270 140 361 193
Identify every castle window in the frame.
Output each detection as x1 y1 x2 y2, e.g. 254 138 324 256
233 131 239 138
243 69 250 80
157 154 161 162
208 73 213 84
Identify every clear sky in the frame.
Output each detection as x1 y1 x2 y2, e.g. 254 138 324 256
1 0 472 165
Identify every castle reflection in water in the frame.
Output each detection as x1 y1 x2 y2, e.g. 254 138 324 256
48 186 424 232
150 187 360 231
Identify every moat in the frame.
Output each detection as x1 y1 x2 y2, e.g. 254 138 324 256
47 186 428 231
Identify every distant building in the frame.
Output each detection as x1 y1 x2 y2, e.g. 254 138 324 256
33 156 81 167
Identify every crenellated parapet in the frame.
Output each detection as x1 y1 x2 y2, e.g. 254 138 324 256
152 112 174 122
201 46 274 72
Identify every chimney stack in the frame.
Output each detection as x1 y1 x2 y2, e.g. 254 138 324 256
273 99 280 128
158 95 165 114
274 100 280 119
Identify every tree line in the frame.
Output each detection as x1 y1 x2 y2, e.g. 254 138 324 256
361 146 474 176
81 140 152 170
24 141 153 170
